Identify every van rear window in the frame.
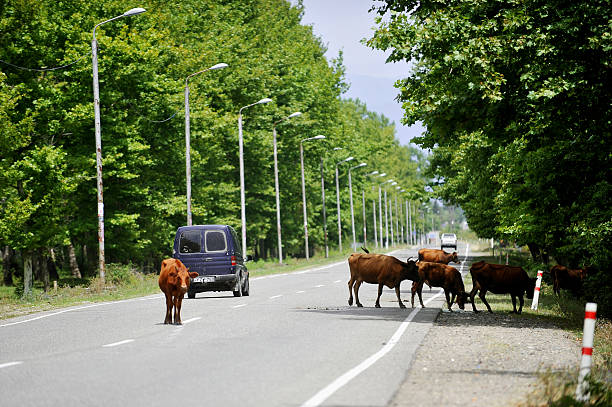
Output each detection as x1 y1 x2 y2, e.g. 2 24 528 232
205 230 227 252
179 231 201 253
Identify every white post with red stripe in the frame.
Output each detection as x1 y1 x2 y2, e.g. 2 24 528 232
575 302 597 402
530 270 544 310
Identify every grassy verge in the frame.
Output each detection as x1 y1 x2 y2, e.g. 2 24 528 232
463 253 611 406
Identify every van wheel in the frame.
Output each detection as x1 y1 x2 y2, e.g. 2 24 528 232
242 275 250 296
233 274 243 297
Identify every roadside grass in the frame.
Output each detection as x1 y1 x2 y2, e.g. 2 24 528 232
463 253 612 406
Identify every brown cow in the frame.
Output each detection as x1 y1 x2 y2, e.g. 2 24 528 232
348 253 419 308
417 248 460 264
469 261 536 314
550 265 588 296
411 261 468 311
158 258 198 325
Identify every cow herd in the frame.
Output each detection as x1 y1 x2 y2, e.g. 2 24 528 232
156 246 590 325
348 247 537 314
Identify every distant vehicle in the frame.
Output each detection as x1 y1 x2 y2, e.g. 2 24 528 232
173 225 250 298
440 233 458 250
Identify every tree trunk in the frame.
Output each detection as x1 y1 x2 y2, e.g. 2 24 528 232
23 252 33 298
67 242 82 278
527 243 541 263
2 246 13 286
40 248 50 292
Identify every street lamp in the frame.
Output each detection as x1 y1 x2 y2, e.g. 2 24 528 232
390 181 397 245
363 171 378 247
395 186 401 245
300 135 325 260
92 7 146 282
238 97 273 260
379 178 393 249
335 156 354 253
320 146 342 258
272 111 302 264
348 162 367 250
185 63 228 226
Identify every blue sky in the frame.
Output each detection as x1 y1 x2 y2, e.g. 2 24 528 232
290 0 426 146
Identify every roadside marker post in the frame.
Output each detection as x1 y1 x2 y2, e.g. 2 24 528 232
575 302 597 402
530 270 543 310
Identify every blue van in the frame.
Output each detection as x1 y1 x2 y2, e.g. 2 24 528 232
172 225 250 298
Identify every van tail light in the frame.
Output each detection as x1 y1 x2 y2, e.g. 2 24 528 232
231 256 237 266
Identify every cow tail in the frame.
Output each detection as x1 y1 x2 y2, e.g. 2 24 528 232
361 246 370 254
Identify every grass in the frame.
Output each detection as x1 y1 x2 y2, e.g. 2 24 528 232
462 252 611 406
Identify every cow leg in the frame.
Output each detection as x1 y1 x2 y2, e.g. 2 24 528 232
164 292 172 324
172 295 179 324
511 295 518 313
348 277 355 306
479 290 493 313
444 289 453 311
469 286 479 313
517 295 524 314
375 283 384 308
354 279 363 307
175 295 183 325
450 292 456 306
417 281 425 308
410 281 417 308
395 284 406 308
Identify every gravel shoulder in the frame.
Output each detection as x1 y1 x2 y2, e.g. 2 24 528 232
390 304 581 407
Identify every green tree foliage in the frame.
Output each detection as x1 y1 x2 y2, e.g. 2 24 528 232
368 0 612 314
0 0 427 283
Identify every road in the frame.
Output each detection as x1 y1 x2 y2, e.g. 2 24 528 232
0 244 469 407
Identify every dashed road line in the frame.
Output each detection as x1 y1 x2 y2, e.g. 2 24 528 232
269 295 283 299
181 317 201 324
232 304 247 309
315 285 325 288
0 361 23 369
296 290 306 294
102 339 134 348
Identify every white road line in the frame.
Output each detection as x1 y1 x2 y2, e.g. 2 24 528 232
0 361 23 369
314 284 325 288
269 295 283 299
232 304 247 309
181 317 201 324
334 280 342 283
102 339 134 348
300 245 470 407
296 290 306 294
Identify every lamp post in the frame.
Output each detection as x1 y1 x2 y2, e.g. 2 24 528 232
320 147 342 258
379 178 392 249
348 162 367 250
300 135 325 260
395 186 401 245
92 7 146 282
363 171 378 247
238 97 272 260
185 63 228 226
335 156 354 253
390 181 397 246
272 111 302 264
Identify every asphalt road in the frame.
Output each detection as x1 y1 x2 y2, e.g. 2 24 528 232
0 243 469 407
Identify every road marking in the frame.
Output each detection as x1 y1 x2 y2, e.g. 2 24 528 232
334 280 342 283
0 294 163 328
0 361 23 369
182 317 201 324
296 290 306 294
269 295 283 299
300 245 470 407
102 339 134 348
314 285 325 288
232 304 247 309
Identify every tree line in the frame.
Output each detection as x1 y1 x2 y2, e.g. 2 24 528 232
368 0 612 315
0 0 429 292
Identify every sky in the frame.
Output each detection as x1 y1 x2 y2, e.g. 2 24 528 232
289 0 426 146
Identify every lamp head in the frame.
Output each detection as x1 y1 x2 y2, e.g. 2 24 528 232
123 7 146 16
257 98 273 105
333 147 343 151
313 135 325 140
208 63 228 71
368 171 379 176
379 172 386 177
288 112 302 119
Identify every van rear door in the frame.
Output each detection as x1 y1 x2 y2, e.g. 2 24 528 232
175 228 205 275
202 227 232 276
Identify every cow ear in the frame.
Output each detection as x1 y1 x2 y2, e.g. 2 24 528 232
189 272 199 278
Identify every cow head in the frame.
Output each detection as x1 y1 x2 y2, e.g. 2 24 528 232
451 252 461 264
168 262 198 294
455 292 469 310
401 259 420 281
526 277 537 299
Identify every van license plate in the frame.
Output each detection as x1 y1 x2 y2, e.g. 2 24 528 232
193 276 214 283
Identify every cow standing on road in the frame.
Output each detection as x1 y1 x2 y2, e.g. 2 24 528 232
469 261 536 314
417 248 460 264
348 252 419 308
158 258 198 325
411 261 468 311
